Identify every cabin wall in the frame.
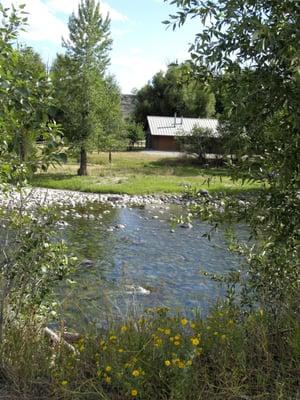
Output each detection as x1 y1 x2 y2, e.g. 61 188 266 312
150 135 180 151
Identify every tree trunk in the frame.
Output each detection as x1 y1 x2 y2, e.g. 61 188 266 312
19 134 26 162
109 151 112 164
78 146 88 176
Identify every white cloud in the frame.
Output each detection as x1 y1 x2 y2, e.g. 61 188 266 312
2 0 68 43
2 0 128 45
111 52 166 93
48 0 128 21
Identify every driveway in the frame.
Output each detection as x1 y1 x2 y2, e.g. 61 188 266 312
140 150 185 158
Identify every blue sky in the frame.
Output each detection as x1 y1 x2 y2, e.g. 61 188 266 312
3 0 201 93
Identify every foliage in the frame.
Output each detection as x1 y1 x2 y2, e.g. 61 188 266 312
0 2 70 365
126 120 145 148
0 7 65 185
0 207 70 342
177 126 220 163
165 0 300 310
63 0 112 74
134 62 215 127
53 0 122 175
95 76 126 160
5 307 300 399
9 46 48 161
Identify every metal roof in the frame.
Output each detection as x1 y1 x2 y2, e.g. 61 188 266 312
147 116 219 137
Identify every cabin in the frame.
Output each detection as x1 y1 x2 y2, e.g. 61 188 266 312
146 116 219 151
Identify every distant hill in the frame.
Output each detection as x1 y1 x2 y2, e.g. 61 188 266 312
121 94 136 119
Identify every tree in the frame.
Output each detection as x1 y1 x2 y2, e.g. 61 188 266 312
0 4 69 356
11 46 47 162
134 62 215 127
56 0 114 175
165 0 300 309
0 7 64 183
177 127 215 164
126 120 144 149
95 76 126 163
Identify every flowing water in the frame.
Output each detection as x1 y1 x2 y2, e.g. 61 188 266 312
57 203 247 329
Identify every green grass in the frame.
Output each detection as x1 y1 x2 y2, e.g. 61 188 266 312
31 152 261 195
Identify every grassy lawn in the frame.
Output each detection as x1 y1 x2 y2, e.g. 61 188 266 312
31 151 261 195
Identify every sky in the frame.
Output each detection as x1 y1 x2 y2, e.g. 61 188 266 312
3 0 201 93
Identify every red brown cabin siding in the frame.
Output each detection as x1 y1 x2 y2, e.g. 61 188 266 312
151 135 180 151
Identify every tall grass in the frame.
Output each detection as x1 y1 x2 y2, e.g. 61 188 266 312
3 305 300 400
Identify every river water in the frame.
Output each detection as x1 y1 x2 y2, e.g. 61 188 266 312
57 203 247 329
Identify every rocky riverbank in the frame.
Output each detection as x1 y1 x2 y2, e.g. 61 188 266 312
0 186 190 210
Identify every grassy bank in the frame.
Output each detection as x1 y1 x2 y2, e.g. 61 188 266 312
31 152 261 195
5 305 300 400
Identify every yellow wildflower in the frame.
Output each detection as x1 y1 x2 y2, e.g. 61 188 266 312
187 359 193 366
190 323 196 329
105 376 111 384
109 335 117 341
221 334 227 342
164 360 171 366
170 337 174 342
174 341 180 346
181 318 188 326
178 361 185 369
121 325 128 332
191 337 200 346
164 329 171 335
131 389 138 397
174 335 181 340
61 380 68 386
105 366 112 372
132 370 140 377
118 348 124 353
259 309 264 317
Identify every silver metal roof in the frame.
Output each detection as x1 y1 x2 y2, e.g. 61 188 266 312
147 116 219 137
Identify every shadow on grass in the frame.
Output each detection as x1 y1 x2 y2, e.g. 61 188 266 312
148 158 231 177
31 173 76 182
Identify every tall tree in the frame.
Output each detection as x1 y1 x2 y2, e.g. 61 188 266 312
57 0 113 175
134 62 215 127
95 75 126 162
0 6 64 183
165 0 300 309
12 46 47 162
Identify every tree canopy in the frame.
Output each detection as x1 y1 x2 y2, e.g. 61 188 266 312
0 6 64 184
53 0 121 175
165 0 300 308
134 62 216 127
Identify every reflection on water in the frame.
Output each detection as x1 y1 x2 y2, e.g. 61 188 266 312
57 203 247 329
